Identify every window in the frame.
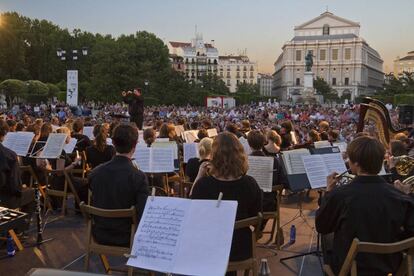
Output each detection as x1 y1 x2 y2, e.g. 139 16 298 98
345 77 349 85
236 73 240 78
237 80 240 85
250 66 254 71
220 72 223 77
296 78 300 85
332 49 338 60
237 66 240 71
345 48 351 60
226 72 230 78
332 78 337 86
296 50 302 61
320 49 326 61
177 64 181 69
243 66 247 71
227 80 230 86
227 66 230 71
243 73 247 78
250 72 254 78
323 24 330 35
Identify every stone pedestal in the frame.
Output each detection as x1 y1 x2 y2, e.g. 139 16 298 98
302 71 317 104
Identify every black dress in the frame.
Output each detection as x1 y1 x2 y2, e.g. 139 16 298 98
191 175 262 261
185 158 209 183
85 145 116 169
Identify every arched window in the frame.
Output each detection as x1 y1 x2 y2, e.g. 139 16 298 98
323 24 330 35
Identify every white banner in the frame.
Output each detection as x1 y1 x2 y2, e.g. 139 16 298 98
66 70 78 106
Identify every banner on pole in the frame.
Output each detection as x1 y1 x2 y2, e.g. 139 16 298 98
66 70 78 106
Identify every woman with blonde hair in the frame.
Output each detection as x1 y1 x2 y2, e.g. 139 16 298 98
185 137 213 182
191 133 262 271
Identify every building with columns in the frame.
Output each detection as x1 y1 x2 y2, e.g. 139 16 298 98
272 11 384 101
257 73 273 96
394 51 414 76
218 55 258 93
168 34 219 81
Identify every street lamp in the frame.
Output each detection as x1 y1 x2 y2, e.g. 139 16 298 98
144 80 149 94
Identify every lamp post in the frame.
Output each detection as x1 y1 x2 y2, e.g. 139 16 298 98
144 80 149 95
57 47 88 106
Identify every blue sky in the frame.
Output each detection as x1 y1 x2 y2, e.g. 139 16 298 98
1 0 413 73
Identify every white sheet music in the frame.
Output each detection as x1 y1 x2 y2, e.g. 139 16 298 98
155 138 170 143
322 153 347 175
314 141 332 148
239 137 251 155
127 197 237 276
207 128 218 138
281 149 310 175
138 130 144 144
2 131 34 156
247 156 274 192
106 138 113 146
183 130 199 143
63 138 77 153
302 155 329 189
333 142 347 153
151 147 175 173
40 133 67 159
183 143 199 163
83 126 94 140
134 146 151 172
152 141 178 159
134 146 175 173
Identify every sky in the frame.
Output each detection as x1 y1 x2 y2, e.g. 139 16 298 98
0 0 413 74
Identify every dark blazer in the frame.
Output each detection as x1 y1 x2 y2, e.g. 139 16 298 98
72 133 92 153
316 175 414 275
88 155 149 246
85 145 116 169
123 94 144 116
0 143 21 199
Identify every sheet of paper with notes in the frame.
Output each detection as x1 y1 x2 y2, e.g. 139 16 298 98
3 131 34 156
183 143 199 163
247 156 274 192
63 138 77 153
134 146 175 173
281 148 310 175
39 133 67 159
127 197 238 276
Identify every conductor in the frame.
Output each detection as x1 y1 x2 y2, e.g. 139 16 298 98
121 88 144 129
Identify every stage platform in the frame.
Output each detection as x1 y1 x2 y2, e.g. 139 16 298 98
0 191 324 275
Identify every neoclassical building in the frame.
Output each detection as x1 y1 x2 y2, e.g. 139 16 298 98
218 55 258 93
168 34 219 81
272 12 384 101
394 51 414 76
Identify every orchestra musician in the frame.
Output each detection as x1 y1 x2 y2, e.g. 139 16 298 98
316 136 414 275
121 88 144 130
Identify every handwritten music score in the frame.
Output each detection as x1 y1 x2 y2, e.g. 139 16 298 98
127 197 238 276
247 156 274 192
3 131 34 156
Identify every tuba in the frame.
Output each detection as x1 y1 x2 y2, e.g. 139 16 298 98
394 155 414 194
357 97 412 149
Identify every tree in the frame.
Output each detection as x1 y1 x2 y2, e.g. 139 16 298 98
26 80 49 103
313 77 338 103
46 83 60 98
235 83 260 105
0 79 28 105
383 72 414 95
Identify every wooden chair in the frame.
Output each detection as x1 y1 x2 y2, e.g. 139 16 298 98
324 237 414 276
44 169 82 215
80 202 137 276
227 213 263 276
148 185 169 197
19 165 47 200
261 185 284 247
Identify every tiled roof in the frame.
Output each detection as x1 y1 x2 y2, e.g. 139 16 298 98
399 55 414 61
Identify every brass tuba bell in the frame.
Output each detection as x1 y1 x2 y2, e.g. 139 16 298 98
394 155 414 176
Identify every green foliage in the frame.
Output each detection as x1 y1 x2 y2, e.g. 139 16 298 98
235 83 259 105
57 91 66 102
383 72 414 96
26 80 49 103
0 79 28 105
313 77 338 102
394 94 414 105
46 83 60 98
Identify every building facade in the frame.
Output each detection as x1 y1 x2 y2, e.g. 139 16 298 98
168 34 219 81
272 12 384 101
257 73 273 96
218 55 258 93
394 51 414 76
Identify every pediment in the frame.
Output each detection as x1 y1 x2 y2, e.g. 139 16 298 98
295 12 360 30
